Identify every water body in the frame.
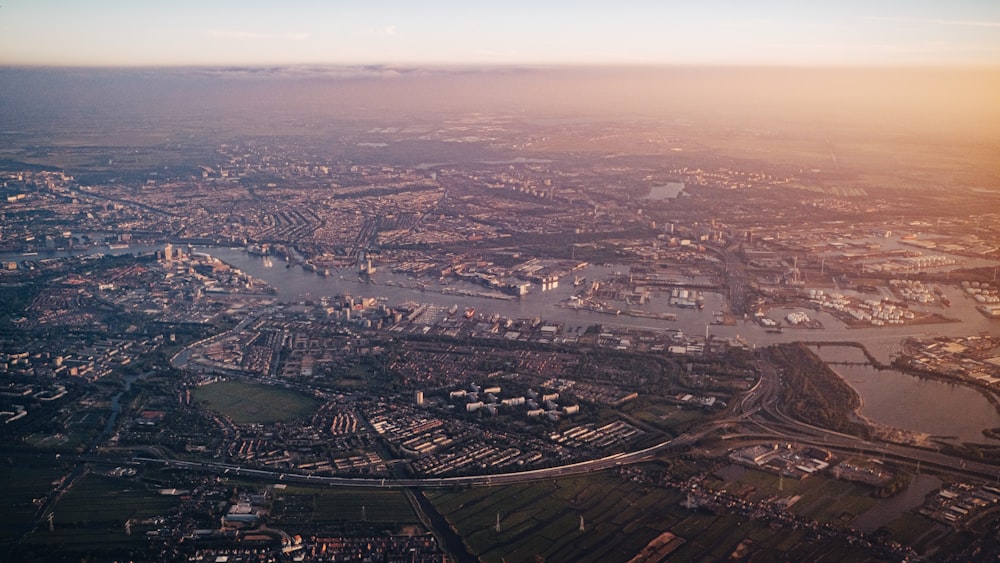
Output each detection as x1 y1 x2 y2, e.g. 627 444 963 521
3 244 162 261
818 233 1000 271
409 490 478 563
203 247 1000 443
416 157 553 169
89 370 155 453
7 245 994 349
812 346 1000 444
642 181 685 200
852 474 941 534
7 245 998 444
202 247 727 337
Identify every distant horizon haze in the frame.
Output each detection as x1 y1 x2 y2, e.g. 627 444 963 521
2 65 998 190
2 65 996 127
1 1 999 67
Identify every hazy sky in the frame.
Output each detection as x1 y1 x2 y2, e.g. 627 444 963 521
1 1 999 67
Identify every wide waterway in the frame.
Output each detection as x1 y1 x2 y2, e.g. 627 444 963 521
201 247 999 353
811 345 1000 445
8 245 1000 444
642 181 686 200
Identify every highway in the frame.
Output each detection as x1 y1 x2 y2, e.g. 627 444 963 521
122 347 1000 490
705 241 752 317
132 430 702 489
732 350 1000 482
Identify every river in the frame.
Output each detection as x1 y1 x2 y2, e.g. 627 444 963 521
201 247 732 337
6 244 999 445
811 345 1000 445
202 246 1000 445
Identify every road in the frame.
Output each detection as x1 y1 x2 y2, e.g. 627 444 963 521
705 242 752 317
132 430 703 489
116 345 1000 492
733 349 1000 482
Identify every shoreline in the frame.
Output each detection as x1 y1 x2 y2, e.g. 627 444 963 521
810 341 1000 446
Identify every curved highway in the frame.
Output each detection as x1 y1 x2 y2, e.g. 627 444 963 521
122 347 1000 489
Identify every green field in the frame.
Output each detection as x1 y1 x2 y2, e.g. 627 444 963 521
709 466 878 524
20 408 109 453
191 380 322 424
270 486 419 528
0 455 74 550
23 473 178 557
625 400 708 430
429 474 716 563
428 470 896 563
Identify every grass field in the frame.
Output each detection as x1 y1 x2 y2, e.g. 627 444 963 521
191 380 322 424
0 455 73 549
709 466 878 525
270 486 419 528
626 401 707 430
429 475 693 562
21 408 108 453
25 474 178 551
428 471 896 563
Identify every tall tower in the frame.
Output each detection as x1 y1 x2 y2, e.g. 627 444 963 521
415 390 424 407
163 243 174 262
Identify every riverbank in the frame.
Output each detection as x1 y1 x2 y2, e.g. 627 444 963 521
809 343 1000 447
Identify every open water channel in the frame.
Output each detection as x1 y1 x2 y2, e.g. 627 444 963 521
8 244 1000 444
811 345 999 444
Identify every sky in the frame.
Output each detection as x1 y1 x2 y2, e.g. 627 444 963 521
1 1 999 67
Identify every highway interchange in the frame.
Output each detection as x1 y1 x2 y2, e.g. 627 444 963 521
130 348 1000 489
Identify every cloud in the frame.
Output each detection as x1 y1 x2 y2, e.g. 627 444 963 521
929 19 1000 29
862 16 1000 29
708 19 776 28
206 30 271 40
205 30 312 41
365 25 399 37
181 65 462 81
472 49 522 60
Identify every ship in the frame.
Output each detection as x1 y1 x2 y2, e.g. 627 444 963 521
246 244 269 256
573 276 586 287
448 304 459 316
464 307 476 319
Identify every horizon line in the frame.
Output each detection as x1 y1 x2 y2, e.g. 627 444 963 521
4 61 1000 72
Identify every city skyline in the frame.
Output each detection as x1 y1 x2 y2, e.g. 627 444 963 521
1 0 1000 67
